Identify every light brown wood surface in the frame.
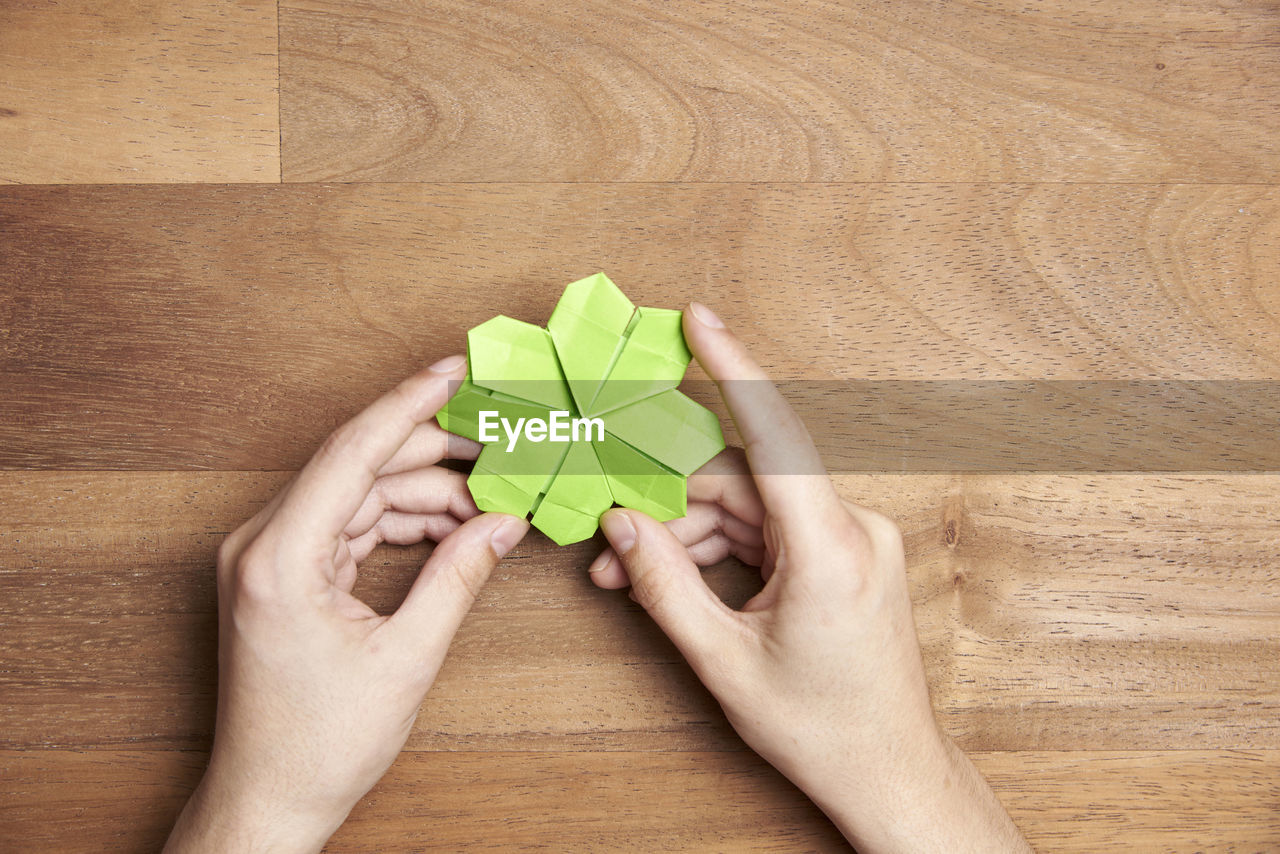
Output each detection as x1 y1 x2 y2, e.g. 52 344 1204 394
2 471 1278 755
2 184 1278 470
2 1 1278 851
3 749 1277 852
279 0 1280 182
0 1 278 184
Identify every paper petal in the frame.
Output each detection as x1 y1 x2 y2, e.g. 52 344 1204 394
594 431 686 521
469 426 570 502
588 307 691 415
467 315 573 412
530 441 615 545
547 272 636 415
602 388 726 476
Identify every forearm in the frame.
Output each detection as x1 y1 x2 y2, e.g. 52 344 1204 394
804 732 1031 854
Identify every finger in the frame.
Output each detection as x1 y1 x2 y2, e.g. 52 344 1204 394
687 447 767 527
333 539 358 593
274 356 469 553
590 542 766 588
664 502 764 551
683 304 844 526
686 535 764 568
344 467 478 540
346 512 466 563
215 482 291 581
385 513 530 662
586 548 630 589
599 509 739 666
760 547 776 583
586 447 768 590
378 422 482 478
587 501 762 589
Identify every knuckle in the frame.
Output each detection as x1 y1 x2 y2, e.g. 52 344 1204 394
368 476 392 514
442 557 490 604
629 566 676 615
316 420 360 463
705 445 748 476
836 501 904 556
215 534 240 577
865 512 906 562
839 532 878 583
385 380 417 412
228 541 281 608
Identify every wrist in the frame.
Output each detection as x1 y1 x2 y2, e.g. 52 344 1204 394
799 727 1027 854
166 765 343 854
793 724 959 851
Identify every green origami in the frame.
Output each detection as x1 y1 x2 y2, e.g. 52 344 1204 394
436 273 725 545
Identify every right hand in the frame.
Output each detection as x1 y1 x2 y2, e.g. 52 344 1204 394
587 302 1030 854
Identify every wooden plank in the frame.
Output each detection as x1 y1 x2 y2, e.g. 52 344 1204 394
972 750 1280 852
3 183 1278 470
2 471 1276 751
0 749 843 852
278 0 1280 182
2 749 1277 852
0 1 278 184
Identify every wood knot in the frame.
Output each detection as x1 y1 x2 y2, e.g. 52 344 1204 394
941 494 965 549
943 519 959 547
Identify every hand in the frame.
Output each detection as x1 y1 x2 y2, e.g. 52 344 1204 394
166 356 530 854
588 304 1030 854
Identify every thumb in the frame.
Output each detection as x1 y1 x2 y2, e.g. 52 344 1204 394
600 508 738 665
387 512 529 657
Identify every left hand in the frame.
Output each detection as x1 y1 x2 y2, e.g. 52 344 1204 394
165 355 530 853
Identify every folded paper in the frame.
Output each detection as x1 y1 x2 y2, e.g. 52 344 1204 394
437 273 726 545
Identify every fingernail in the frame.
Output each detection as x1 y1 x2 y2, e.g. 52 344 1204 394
490 516 527 557
429 354 467 374
587 551 616 574
689 301 725 329
599 511 637 555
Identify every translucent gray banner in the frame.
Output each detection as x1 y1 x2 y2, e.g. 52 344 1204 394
445 380 1280 473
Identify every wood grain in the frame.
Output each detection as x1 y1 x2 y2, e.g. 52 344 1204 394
3 471 1276 752
3 183 1278 469
3 748 1277 852
279 0 1280 182
6 0 1280 847
0 1 279 184
975 750 1280 852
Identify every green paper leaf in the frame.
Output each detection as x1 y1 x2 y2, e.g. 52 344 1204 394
547 272 636 414
439 273 726 544
602 388 726 476
588 307 691 415
434 374 490 442
467 468 542 518
594 431 687 521
530 441 615 545
469 424 570 499
435 372 554 443
467 315 573 412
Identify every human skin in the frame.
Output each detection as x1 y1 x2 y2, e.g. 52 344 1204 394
164 355 531 852
586 302 1031 853
166 309 1030 853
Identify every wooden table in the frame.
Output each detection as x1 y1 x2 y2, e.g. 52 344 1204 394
2 2 1278 850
